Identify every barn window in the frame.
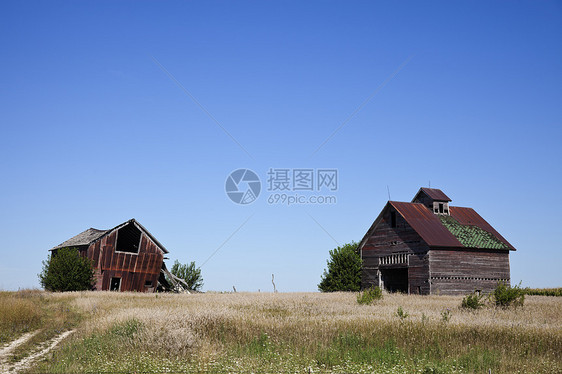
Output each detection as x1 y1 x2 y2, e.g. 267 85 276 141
144 280 152 288
391 211 396 228
115 223 142 254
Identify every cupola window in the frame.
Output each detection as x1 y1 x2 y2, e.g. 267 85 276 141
433 202 449 215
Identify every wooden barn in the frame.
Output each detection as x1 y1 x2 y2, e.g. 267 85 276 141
359 188 516 295
50 218 187 292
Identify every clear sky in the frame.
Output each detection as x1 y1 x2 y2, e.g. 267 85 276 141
1 1 561 292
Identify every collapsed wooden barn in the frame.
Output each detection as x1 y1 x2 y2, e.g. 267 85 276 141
50 218 189 292
359 188 516 295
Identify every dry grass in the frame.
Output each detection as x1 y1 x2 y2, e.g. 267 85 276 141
20 291 562 373
0 291 43 343
0 290 81 369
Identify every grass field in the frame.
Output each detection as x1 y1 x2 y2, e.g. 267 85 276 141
1 291 561 373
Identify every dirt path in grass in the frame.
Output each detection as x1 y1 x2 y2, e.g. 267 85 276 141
0 330 74 373
0 331 39 362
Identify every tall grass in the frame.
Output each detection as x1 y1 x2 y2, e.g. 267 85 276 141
23 291 562 373
0 289 82 368
0 291 43 343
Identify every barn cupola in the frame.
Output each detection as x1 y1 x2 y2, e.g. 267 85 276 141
412 187 451 215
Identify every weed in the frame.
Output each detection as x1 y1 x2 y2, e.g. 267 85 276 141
396 306 409 320
462 292 485 309
440 308 451 323
356 286 383 305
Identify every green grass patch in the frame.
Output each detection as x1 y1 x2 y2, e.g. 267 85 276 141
315 334 404 368
456 346 500 372
31 319 147 373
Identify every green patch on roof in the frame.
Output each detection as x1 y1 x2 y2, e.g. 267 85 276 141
439 215 509 250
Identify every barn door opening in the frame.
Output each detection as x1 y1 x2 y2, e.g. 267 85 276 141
380 268 408 293
110 277 121 291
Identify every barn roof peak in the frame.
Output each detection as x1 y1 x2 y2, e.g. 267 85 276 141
50 218 169 254
412 187 451 203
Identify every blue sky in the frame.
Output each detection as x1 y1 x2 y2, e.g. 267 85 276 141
1 1 561 291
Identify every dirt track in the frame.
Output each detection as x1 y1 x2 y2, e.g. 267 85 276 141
0 330 73 373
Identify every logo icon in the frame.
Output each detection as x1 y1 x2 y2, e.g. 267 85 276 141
225 169 261 205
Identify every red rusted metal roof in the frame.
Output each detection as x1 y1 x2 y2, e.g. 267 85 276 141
413 187 451 202
389 201 515 250
390 201 462 247
449 206 516 250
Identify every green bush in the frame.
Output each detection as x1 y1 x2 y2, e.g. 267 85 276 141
357 286 383 305
318 242 362 292
38 247 95 292
493 282 525 308
461 292 485 309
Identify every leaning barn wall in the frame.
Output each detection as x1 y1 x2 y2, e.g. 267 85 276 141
86 230 163 292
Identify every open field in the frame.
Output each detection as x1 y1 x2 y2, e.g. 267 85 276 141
0 291 560 373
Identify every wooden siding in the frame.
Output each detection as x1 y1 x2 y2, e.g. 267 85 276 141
85 226 164 293
429 249 510 295
361 205 431 294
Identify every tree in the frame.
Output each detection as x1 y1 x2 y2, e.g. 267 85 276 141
170 260 203 291
38 247 95 291
318 241 362 292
